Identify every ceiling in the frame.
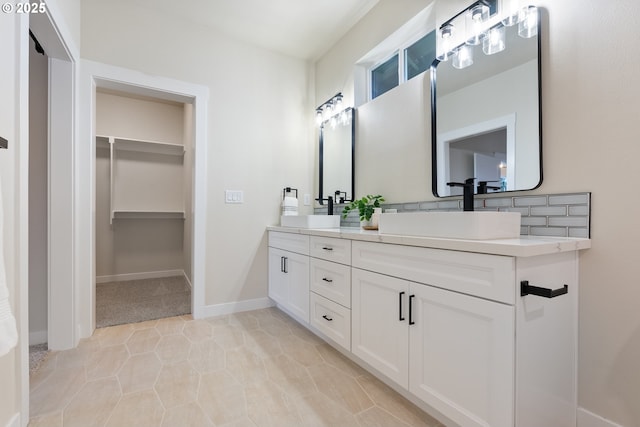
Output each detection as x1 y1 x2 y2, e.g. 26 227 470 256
129 0 380 60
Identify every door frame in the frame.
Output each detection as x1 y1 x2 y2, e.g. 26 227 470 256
78 60 209 338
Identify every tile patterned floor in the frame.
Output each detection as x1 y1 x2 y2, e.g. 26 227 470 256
29 308 444 427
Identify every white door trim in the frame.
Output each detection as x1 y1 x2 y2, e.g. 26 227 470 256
78 60 209 338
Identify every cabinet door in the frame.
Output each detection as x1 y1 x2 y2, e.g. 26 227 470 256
352 268 409 388
268 248 288 305
285 251 310 324
409 283 515 427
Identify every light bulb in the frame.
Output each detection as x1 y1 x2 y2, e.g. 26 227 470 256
483 25 506 55
334 95 343 112
323 103 333 120
466 4 489 46
453 45 474 69
315 109 323 126
436 24 454 61
518 6 538 38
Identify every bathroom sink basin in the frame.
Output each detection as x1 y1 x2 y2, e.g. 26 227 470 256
378 211 521 240
280 215 340 229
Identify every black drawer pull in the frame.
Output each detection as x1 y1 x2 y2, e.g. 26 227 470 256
322 277 333 283
283 257 288 274
399 291 405 321
409 294 415 325
322 246 333 251
322 315 333 322
520 281 568 298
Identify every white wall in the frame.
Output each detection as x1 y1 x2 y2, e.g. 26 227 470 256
28 38 49 345
95 92 187 279
81 0 315 307
315 0 640 425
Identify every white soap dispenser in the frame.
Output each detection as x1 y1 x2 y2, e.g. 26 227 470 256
281 187 299 216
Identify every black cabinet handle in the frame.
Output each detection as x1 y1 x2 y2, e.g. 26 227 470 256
280 256 284 273
520 281 568 298
399 291 405 321
322 315 333 321
322 246 333 251
283 257 288 274
409 294 415 325
322 277 333 283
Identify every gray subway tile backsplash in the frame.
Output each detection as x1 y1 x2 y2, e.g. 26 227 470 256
316 192 591 239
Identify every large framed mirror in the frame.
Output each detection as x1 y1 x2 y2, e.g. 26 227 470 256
318 107 355 205
431 5 542 197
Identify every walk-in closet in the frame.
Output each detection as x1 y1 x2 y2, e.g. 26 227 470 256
95 90 194 327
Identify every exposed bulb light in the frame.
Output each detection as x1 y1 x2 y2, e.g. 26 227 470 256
315 92 350 128
315 109 323 126
436 24 455 61
453 45 474 69
518 6 538 38
483 25 506 55
465 4 489 46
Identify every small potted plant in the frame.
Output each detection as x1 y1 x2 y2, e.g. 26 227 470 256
342 194 385 229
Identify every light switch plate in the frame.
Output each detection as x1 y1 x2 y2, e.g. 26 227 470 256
225 190 244 203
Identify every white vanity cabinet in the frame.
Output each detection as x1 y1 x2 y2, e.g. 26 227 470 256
268 232 310 324
351 240 578 427
266 228 588 427
309 236 352 350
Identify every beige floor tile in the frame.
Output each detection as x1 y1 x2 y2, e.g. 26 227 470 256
355 406 412 427
307 363 374 414
198 371 247 425
161 402 214 427
105 390 164 427
30 367 87 417
63 377 121 427
29 307 444 427
85 343 129 380
28 411 62 427
117 352 162 394
245 380 303 427
126 327 161 354
155 334 191 363
183 319 213 342
357 375 442 427
189 338 225 373
263 353 317 397
226 347 268 385
154 360 200 408
291 391 359 427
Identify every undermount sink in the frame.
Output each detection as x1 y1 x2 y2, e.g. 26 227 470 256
280 215 340 229
378 211 521 240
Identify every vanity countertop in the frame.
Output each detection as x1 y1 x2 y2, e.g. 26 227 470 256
267 226 591 258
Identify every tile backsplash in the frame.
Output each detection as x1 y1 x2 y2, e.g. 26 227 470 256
315 192 591 238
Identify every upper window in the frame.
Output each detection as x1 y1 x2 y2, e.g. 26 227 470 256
369 30 436 101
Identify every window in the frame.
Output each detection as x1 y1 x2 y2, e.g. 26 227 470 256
371 54 399 99
369 30 436 101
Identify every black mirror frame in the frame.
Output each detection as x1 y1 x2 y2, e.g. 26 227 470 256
318 107 356 205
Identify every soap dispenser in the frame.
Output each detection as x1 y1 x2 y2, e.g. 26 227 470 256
281 187 299 216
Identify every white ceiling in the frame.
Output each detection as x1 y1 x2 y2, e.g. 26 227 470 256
133 0 380 60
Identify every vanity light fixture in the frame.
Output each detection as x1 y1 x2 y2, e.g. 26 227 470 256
436 2 538 68
315 92 350 128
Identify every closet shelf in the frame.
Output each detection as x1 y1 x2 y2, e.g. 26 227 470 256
112 210 185 220
96 135 185 156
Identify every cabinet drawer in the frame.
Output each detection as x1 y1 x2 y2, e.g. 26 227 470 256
352 240 515 304
269 231 309 255
310 236 351 265
310 292 351 351
310 258 351 308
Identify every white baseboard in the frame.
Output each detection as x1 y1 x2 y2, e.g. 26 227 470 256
29 330 47 346
578 408 625 427
96 269 185 284
197 297 274 319
5 413 20 427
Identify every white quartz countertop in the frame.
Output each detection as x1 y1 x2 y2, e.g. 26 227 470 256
267 226 591 258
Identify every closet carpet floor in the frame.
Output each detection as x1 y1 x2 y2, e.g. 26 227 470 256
96 276 191 329
28 308 444 427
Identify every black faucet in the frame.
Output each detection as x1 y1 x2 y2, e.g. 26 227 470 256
447 178 475 211
477 181 501 194
334 191 348 204
316 196 334 215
